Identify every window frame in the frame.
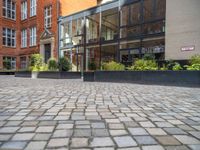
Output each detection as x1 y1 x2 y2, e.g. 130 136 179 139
3 0 16 20
21 29 27 48
30 27 37 46
30 0 37 17
21 1 27 20
2 27 16 47
44 6 52 28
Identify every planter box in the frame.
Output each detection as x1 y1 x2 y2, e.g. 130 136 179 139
15 71 31 78
0 72 15 75
83 72 95 82
92 71 200 87
15 71 82 79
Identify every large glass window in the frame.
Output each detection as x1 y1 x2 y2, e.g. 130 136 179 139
86 13 100 43
3 0 16 20
3 57 16 70
86 46 100 71
30 0 37 17
101 8 119 42
21 1 27 20
30 27 37 46
72 18 84 46
21 29 27 48
101 45 117 62
44 6 52 28
141 38 165 60
61 21 72 47
3 28 16 47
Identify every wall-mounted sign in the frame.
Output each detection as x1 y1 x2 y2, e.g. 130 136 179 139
181 45 195 51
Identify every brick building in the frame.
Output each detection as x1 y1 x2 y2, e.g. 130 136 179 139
0 0 97 70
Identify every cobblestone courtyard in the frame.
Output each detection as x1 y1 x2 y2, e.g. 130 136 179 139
0 76 200 150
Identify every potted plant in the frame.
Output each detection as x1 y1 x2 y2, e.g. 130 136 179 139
29 54 43 79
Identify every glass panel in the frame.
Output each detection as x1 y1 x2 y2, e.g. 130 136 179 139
142 20 165 35
101 8 119 42
130 2 141 25
121 5 129 26
141 38 165 60
155 0 166 19
101 45 117 62
86 46 100 71
86 13 100 43
143 0 153 22
120 26 141 39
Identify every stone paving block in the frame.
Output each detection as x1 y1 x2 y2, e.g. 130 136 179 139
163 127 187 135
174 135 200 144
11 133 35 141
36 126 55 133
109 130 128 136
91 122 105 128
90 137 114 147
25 141 47 150
139 121 155 128
47 138 69 147
53 130 73 138
33 133 51 141
165 145 190 150
0 127 19 133
134 135 157 145
155 136 181 145
0 134 12 141
109 124 125 129
18 127 36 133
74 129 91 137
71 138 88 148
56 124 74 129
1 141 27 150
146 128 167 135
188 145 200 150
128 128 149 135
92 129 109 136
142 145 165 150
189 131 200 139
114 136 137 147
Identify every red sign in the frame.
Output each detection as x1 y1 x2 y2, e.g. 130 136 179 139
181 46 195 51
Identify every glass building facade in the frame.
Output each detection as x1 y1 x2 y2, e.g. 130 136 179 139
59 0 166 71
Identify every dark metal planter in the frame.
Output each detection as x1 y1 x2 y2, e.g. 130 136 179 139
83 72 95 82
92 71 200 87
0 72 15 75
15 71 82 79
15 71 31 78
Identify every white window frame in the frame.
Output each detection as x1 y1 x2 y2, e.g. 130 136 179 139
21 29 27 48
30 27 37 46
30 0 37 17
44 6 52 28
21 1 27 20
2 28 16 47
3 0 16 20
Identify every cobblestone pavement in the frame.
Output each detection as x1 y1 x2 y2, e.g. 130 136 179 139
0 76 200 150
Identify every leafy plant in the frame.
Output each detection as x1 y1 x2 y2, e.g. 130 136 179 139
128 59 158 71
190 55 200 65
143 54 155 60
160 64 168 71
102 61 125 71
32 64 48 72
58 57 71 71
29 54 43 71
3 60 11 70
184 55 200 71
88 60 97 70
48 58 58 71
172 62 183 71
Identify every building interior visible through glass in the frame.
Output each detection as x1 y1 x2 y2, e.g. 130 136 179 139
60 0 166 71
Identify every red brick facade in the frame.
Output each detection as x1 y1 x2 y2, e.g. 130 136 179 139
0 0 97 70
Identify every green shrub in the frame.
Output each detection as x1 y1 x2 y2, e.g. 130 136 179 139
184 55 200 71
190 55 200 65
48 58 58 71
172 62 183 71
88 60 97 70
129 59 158 71
29 54 43 71
102 61 125 71
32 64 48 72
58 57 71 71
3 60 11 70
143 54 155 60
160 64 168 71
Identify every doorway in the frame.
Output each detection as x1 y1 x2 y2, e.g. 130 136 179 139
44 44 51 63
